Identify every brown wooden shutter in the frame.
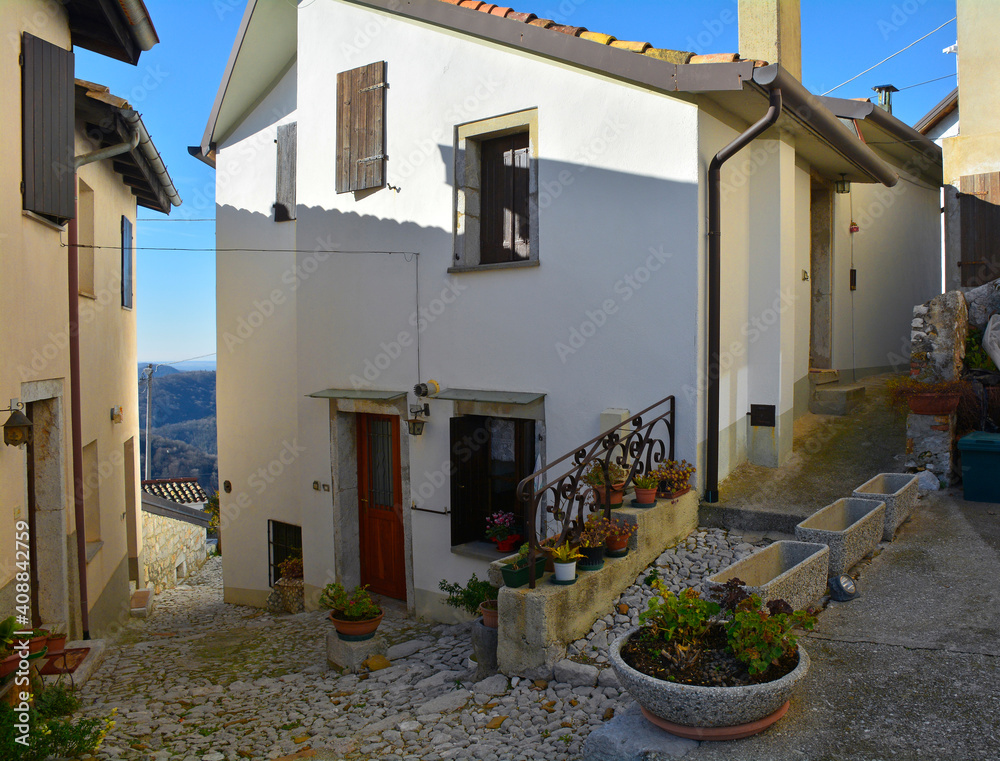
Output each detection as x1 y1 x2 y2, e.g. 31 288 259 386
121 216 132 308
22 32 75 222
274 122 297 221
336 61 386 193
480 133 530 264
959 172 1000 287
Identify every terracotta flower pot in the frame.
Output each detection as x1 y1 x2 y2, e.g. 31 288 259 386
606 535 629 553
658 485 691 499
494 534 521 553
329 611 384 641
592 483 625 507
907 392 961 416
634 487 658 505
1 653 20 678
479 600 498 629
46 633 67 654
28 630 49 654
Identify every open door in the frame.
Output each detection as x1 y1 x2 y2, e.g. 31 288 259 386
357 413 405 600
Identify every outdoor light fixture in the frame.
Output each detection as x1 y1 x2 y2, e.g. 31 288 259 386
2 399 33 448
828 574 859 602
407 403 429 436
835 174 851 194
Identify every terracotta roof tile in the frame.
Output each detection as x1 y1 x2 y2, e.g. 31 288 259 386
142 477 209 505
434 0 733 67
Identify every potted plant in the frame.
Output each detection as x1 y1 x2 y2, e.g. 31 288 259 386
610 579 816 740
46 630 67 654
28 628 50 654
0 616 18 679
320 583 384 641
605 518 635 557
885 376 964 416
277 555 303 580
500 543 547 588
485 510 520 552
579 514 611 570
583 461 628 507
632 473 659 506
439 573 499 628
653 459 696 499
550 541 583 584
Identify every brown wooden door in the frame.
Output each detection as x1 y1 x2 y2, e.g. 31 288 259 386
357 414 406 600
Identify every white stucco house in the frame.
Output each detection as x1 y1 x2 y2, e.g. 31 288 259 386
194 0 943 620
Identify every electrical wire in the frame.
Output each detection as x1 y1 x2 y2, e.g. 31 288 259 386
897 72 957 91
821 17 956 96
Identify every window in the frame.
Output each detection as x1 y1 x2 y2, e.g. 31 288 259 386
274 122 297 221
121 216 133 308
22 33 75 223
267 520 302 586
336 62 386 193
453 109 538 271
449 416 536 546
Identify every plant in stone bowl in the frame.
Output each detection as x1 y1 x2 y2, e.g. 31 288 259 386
609 578 816 740
320 582 384 641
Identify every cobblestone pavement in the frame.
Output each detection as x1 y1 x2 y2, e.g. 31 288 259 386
79 529 763 761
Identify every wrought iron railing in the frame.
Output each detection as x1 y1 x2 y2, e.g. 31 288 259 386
515 396 676 588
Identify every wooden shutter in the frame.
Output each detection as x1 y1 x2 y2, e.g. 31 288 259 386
121 216 133 308
959 172 1000 287
480 133 530 264
22 33 75 222
449 416 490 545
336 61 386 193
274 122 297 221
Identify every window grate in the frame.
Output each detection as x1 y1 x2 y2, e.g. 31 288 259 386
267 519 302 586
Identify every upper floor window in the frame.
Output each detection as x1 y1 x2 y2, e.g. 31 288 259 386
452 109 539 272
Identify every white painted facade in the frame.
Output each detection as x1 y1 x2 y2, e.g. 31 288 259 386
211 0 942 620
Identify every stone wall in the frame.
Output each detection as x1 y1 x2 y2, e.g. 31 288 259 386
964 278 1000 332
142 510 207 594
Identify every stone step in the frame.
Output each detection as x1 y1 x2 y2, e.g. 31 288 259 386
130 588 154 618
809 368 840 386
809 384 865 416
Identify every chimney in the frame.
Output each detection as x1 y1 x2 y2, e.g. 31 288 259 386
738 0 802 80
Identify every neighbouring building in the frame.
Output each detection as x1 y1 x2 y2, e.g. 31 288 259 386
141 478 210 594
0 0 180 639
194 0 942 621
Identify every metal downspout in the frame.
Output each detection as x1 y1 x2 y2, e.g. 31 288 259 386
74 129 139 170
68 199 91 640
705 88 782 504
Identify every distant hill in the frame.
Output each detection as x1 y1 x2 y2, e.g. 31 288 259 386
139 370 217 493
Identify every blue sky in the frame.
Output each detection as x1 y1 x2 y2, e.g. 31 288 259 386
75 0 958 364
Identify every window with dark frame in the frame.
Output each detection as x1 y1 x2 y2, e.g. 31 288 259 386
22 32 75 223
121 216 132 308
335 61 387 194
479 132 530 264
267 519 302 586
449 416 536 546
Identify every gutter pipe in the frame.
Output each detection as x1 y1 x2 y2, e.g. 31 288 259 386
75 128 139 170
117 0 160 51
68 203 91 640
704 87 783 504
121 109 182 207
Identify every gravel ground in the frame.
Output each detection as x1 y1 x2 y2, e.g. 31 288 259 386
78 529 763 761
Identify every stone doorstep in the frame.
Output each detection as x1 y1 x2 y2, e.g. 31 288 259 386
809 384 866 416
809 369 840 386
130 588 155 618
496 491 699 677
42 638 107 689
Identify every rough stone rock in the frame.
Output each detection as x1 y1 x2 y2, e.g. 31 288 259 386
911 291 968 381
364 654 391 671
964 278 1000 332
581 702 698 761
387 639 431 660
917 469 942 492
553 659 599 687
474 674 508 696
415 689 472 716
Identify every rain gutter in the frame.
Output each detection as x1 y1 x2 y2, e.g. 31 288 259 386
121 109 182 207
704 88 783 504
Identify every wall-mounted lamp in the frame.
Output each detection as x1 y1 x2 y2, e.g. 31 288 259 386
3 399 33 448
407 403 430 436
835 174 851 194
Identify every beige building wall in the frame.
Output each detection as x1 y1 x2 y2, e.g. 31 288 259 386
0 0 143 640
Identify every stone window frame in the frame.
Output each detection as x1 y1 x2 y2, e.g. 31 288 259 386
450 108 539 274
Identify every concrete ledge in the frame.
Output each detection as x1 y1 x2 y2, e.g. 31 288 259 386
707 540 829 612
796 498 885 577
495 491 698 677
809 384 865 415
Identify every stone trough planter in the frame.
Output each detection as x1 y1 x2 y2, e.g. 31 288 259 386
795 498 885 578
851 473 919 541
610 627 810 738
705 541 828 612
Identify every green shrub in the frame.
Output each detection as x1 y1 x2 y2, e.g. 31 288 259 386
438 573 498 615
0 703 116 761
35 684 80 718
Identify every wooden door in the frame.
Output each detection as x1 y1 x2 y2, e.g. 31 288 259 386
357 414 405 599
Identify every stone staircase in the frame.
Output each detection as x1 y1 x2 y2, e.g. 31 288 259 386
808 368 865 415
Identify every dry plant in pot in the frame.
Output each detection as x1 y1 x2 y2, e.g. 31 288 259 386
583 460 628 506
579 514 611 570
610 578 816 740
885 376 965 416
605 518 635 557
653 459 696 498
632 473 659 505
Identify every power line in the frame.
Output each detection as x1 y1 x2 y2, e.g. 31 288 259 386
160 352 217 367
898 72 957 91
821 17 956 96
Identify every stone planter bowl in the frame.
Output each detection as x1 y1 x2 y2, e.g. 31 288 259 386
796 498 885 578
706 541 829 613
852 473 919 541
610 627 810 729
